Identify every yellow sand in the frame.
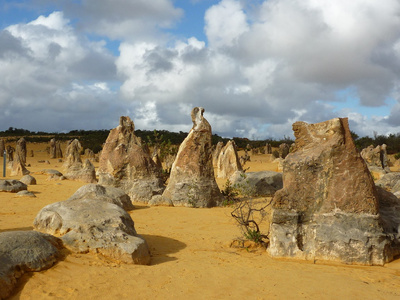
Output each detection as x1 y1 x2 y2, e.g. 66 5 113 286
1 143 400 299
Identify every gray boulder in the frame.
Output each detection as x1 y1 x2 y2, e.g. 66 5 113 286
230 171 283 196
376 172 400 195
67 184 134 211
16 190 36 197
20 174 37 185
0 180 27 193
33 199 150 265
0 231 61 300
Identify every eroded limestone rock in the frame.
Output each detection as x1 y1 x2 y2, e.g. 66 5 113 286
162 107 223 207
269 118 400 265
217 140 243 179
98 116 164 203
33 199 150 264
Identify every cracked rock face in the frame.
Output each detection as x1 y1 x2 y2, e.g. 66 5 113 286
269 118 400 265
161 107 223 208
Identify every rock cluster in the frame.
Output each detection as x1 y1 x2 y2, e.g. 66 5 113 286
98 116 164 203
161 107 223 207
269 118 400 265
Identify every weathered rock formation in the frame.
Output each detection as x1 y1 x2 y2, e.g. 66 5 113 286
63 139 82 169
0 180 27 193
49 138 63 159
98 116 164 203
217 140 243 179
230 171 283 196
67 184 134 211
265 143 272 154
20 174 37 185
16 138 27 165
64 159 97 183
376 172 400 196
278 143 290 159
63 140 96 183
6 145 14 162
161 107 223 207
0 231 62 300
10 139 30 176
212 141 224 167
84 148 96 161
360 144 390 179
34 198 150 264
269 118 400 265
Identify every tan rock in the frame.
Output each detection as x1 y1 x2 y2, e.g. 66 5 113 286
269 118 400 265
98 116 164 203
161 107 223 207
217 140 243 179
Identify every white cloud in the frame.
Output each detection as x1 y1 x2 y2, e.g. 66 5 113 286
2 0 400 140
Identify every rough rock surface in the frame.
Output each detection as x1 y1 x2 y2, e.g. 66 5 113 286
64 159 97 183
376 172 400 194
0 231 62 300
278 143 290 159
212 141 224 167
49 138 63 159
0 180 27 193
63 139 82 170
230 171 283 196
162 107 224 207
20 174 37 185
16 138 27 165
360 144 390 178
269 118 400 265
67 184 134 211
34 198 150 264
98 116 164 203
217 140 243 179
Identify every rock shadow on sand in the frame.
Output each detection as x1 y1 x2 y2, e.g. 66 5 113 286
141 234 186 265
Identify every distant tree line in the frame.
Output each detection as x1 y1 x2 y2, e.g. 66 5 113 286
1 127 399 155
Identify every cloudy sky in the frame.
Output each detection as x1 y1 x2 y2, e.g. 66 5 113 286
1 0 400 139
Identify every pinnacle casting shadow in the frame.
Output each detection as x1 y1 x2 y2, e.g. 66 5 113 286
141 234 187 265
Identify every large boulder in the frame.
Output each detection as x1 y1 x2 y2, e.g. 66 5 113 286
98 116 165 203
0 180 27 193
269 118 400 265
67 184 134 211
217 140 243 179
0 231 62 300
230 171 283 196
161 107 224 208
33 198 150 264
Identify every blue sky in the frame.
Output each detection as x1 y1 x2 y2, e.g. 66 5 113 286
1 0 400 139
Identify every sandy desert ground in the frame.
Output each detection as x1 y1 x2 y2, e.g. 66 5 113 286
1 142 400 299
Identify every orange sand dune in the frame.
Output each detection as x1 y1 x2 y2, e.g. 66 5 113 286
1 143 400 299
